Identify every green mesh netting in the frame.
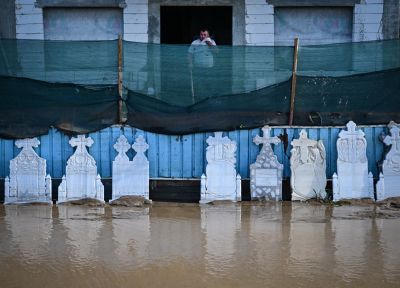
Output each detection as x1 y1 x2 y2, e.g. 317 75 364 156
0 38 399 137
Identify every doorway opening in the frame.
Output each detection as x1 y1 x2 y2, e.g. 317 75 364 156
160 6 233 45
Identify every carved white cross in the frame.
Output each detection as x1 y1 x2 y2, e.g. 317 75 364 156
114 135 131 162
69 135 94 153
291 129 316 163
132 135 149 154
15 138 40 150
207 132 233 160
339 121 365 162
384 126 400 156
253 126 280 148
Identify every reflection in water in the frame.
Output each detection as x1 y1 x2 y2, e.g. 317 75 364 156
201 204 241 275
5 205 52 261
288 204 334 282
377 219 400 281
332 206 370 281
58 206 105 265
0 203 399 288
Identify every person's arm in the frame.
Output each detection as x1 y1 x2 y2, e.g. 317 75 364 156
205 38 218 53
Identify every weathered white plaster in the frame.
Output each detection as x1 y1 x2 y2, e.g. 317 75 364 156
58 135 104 203
15 0 44 39
250 125 283 201
377 122 400 201
245 0 274 45
353 0 384 41
200 132 241 203
124 0 149 42
333 121 374 201
290 129 326 201
111 134 150 201
4 138 52 204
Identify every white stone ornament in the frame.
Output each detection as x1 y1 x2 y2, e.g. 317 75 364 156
250 126 283 201
332 121 373 201
377 123 400 200
4 138 52 204
290 129 326 201
57 135 104 203
200 132 241 203
111 134 150 201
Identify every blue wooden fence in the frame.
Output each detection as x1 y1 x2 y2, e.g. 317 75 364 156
0 126 387 179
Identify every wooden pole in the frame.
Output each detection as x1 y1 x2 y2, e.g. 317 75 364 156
118 34 124 124
288 38 299 126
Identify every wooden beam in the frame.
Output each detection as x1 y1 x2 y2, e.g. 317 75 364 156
289 38 299 126
118 34 124 124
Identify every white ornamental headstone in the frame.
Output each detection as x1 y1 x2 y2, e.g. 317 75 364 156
200 132 241 203
332 121 373 201
111 134 150 201
4 138 52 204
377 123 400 200
57 135 104 203
290 129 326 201
250 126 283 201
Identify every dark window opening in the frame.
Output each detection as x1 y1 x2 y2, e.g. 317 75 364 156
160 6 233 45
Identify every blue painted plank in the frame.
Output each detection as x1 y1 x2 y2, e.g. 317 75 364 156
123 126 134 160
249 128 261 164
63 133 74 176
146 132 158 178
0 139 4 177
158 134 170 177
227 131 239 174
272 128 283 166
52 129 63 178
329 128 340 178
0 126 391 182
193 133 205 177
363 127 375 177
319 128 330 177
284 128 297 178
171 135 183 178
110 126 121 163
89 131 101 173
182 134 193 178
100 128 111 177
39 131 52 176
239 130 249 178
3 139 13 177
374 127 385 177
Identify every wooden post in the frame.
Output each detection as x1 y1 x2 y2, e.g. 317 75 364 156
118 34 124 124
289 38 299 126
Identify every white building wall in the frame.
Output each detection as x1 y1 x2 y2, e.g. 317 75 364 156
124 0 149 42
353 0 384 41
15 0 44 39
245 0 274 45
13 0 384 44
245 0 384 46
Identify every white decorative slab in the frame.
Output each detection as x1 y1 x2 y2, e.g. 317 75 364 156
58 135 104 203
4 138 52 204
290 129 326 201
200 132 241 203
250 126 283 201
377 123 400 200
333 121 373 201
111 134 150 201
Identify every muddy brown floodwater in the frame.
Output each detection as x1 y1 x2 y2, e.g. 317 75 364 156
0 202 399 288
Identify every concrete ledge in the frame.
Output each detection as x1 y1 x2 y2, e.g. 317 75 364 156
267 0 361 6
35 0 127 8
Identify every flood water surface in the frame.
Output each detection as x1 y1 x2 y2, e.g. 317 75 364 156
0 202 399 288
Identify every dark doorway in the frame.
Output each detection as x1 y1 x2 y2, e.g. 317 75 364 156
160 6 233 45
